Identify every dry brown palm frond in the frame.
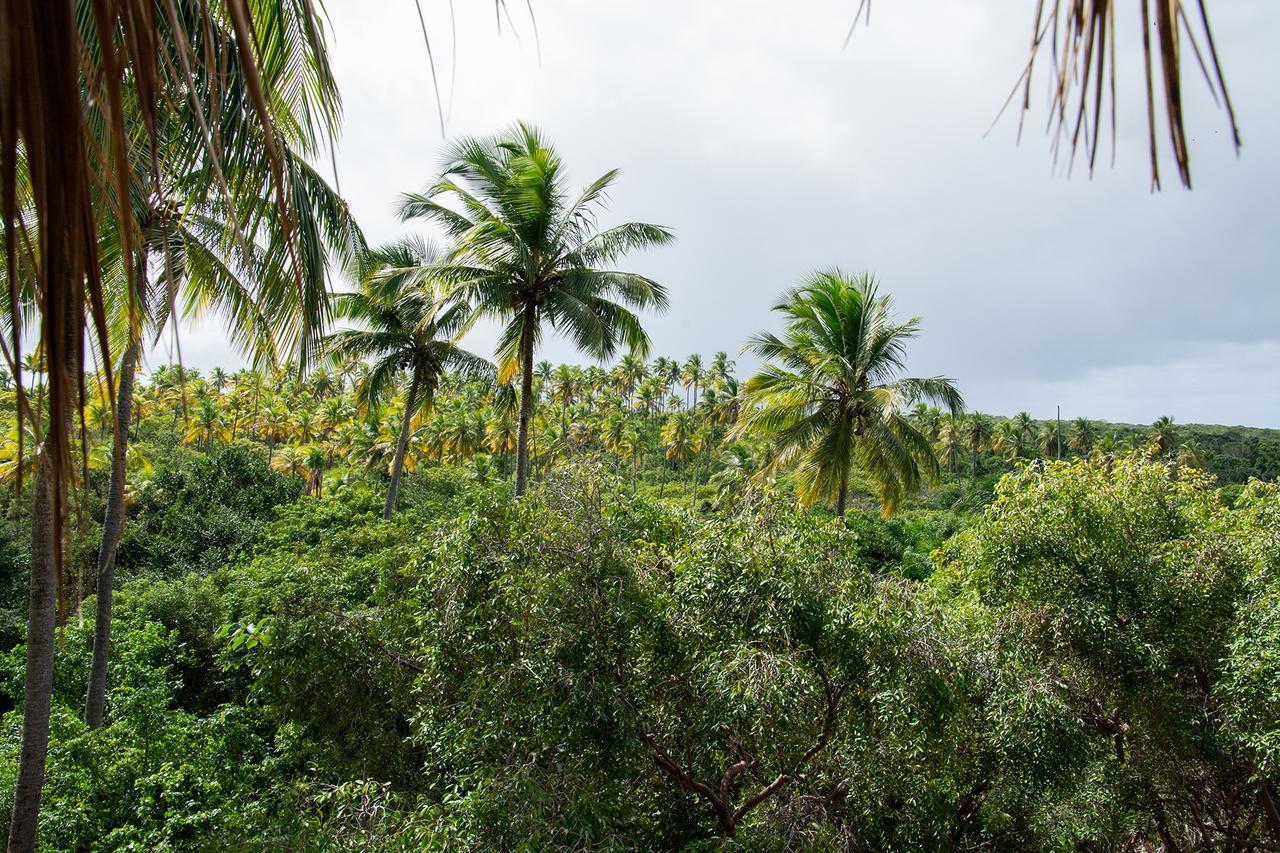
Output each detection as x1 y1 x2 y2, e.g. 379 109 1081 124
1026 0 1240 190
852 1 1241 190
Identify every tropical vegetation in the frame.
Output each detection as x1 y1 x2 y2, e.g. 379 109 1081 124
0 1 1273 850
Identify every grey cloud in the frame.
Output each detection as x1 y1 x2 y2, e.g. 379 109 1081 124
173 0 1280 426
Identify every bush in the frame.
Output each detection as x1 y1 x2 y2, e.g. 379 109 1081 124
115 444 301 581
935 458 1279 848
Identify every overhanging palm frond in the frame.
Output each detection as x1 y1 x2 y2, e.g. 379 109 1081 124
852 0 1240 190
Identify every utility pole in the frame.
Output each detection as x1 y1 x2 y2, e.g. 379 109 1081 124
1056 405 1062 459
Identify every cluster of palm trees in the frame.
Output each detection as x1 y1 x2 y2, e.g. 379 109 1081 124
909 407 1201 475
58 346 746 506
6 339 1203 541
5 341 1204 536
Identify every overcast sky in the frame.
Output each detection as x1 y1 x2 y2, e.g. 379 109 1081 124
172 1 1280 427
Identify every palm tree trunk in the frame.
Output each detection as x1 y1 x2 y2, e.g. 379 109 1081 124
514 303 537 497
8 451 56 853
10 292 79 850
384 369 421 520
85 333 140 728
836 470 849 517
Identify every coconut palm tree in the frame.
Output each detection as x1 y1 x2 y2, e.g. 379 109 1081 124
485 410 519 479
1177 439 1205 470
182 399 229 449
708 351 734 386
992 420 1021 463
551 364 581 436
324 239 491 519
662 409 700 501
400 122 673 497
940 415 965 475
963 413 994 479
1067 417 1096 456
1149 415 1179 457
81 13 359 741
736 270 962 516
601 412 630 474
614 353 647 410
1093 431 1120 461
1035 423 1060 457
1011 411 1035 457
682 354 704 409
270 445 312 479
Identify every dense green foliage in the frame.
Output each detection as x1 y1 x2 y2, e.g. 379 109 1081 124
115 445 301 581
3 118 1277 850
1 432 1276 848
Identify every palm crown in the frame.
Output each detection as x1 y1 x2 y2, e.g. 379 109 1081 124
398 122 672 495
327 239 491 412
324 238 491 517
738 270 963 515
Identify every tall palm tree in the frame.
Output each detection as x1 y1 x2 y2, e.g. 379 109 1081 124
1012 411 1035 457
708 351 734 386
662 409 699 501
182 399 229 449
615 353 647 410
940 415 965 475
551 364 580 436
1177 439 1205 469
1035 423 1060 457
1067 417 1096 456
400 122 673 497
1149 415 1179 457
963 412 994 479
323 239 490 519
485 410 519 479
601 412 630 473
682 354 704 409
992 420 1021 463
82 10 358 738
736 270 962 516
1093 431 1119 459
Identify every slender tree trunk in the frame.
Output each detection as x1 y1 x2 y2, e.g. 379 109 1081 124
84 335 140 727
383 369 421 520
514 303 537 497
10 291 79 851
836 470 849 517
660 459 667 498
8 451 56 853
1259 780 1280 842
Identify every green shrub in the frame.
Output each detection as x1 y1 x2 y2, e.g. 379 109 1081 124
115 444 300 581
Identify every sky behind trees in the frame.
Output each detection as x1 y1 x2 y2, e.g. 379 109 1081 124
171 0 1280 427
